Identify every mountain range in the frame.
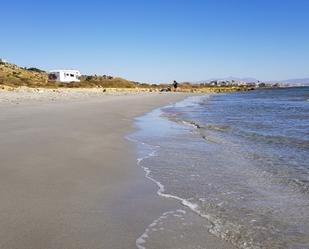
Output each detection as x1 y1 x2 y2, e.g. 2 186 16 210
267 78 309 85
197 77 309 85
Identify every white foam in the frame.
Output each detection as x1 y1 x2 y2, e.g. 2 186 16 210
133 139 214 248
177 209 186 214
135 210 175 249
136 237 146 249
173 214 183 217
129 136 215 249
135 145 231 246
127 100 230 249
182 120 199 128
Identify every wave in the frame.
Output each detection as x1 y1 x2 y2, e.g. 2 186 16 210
130 136 265 249
178 117 309 150
180 122 309 195
180 119 233 133
130 92 309 249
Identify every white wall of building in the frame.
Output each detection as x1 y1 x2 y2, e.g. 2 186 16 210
49 70 81 82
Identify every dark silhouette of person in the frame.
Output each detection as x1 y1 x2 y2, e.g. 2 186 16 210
173 80 178 91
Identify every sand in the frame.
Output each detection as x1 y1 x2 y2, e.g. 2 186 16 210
0 91 234 249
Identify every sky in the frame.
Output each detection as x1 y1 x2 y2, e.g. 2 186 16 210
1 0 309 83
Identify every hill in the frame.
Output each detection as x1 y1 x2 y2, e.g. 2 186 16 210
0 62 145 88
0 62 49 87
267 78 309 86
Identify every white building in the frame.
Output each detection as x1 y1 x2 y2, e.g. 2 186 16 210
49 70 81 83
0 58 8 63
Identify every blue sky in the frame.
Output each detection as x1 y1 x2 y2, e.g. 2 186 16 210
1 0 309 83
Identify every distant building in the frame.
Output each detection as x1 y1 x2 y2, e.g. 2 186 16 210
237 81 247 86
246 82 257 88
217 80 228 86
209 80 218 86
49 70 81 83
0 58 8 63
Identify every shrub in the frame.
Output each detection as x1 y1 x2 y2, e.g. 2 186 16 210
85 75 93 81
27 67 45 73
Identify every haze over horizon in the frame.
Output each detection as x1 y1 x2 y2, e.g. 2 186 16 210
1 0 309 83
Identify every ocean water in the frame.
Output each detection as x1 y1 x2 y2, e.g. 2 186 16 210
131 87 309 249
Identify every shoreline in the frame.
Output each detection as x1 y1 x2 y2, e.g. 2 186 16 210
0 92 187 249
0 92 233 249
130 103 236 249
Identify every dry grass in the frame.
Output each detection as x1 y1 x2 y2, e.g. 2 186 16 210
0 62 255 93
0 63 49 87
0 63 142 88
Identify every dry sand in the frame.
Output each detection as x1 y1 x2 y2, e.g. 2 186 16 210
0 91 234 249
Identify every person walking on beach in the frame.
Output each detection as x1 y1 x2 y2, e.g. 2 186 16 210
173 80 178 91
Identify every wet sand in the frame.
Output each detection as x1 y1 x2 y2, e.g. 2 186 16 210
0 92 234 249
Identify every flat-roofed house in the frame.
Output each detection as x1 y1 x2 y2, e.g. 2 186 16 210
49 70 81 83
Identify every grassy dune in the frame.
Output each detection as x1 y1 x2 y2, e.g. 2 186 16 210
0 62 142 88
0 62 49 87
0 62 253 93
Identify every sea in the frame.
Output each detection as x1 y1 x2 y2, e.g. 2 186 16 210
130 87 309 249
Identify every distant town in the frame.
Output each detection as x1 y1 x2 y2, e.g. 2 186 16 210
197 79 289 89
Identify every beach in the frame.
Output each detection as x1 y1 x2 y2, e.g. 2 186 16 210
0 91 234 249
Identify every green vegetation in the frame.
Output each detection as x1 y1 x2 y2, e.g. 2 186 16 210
26 67 46 73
